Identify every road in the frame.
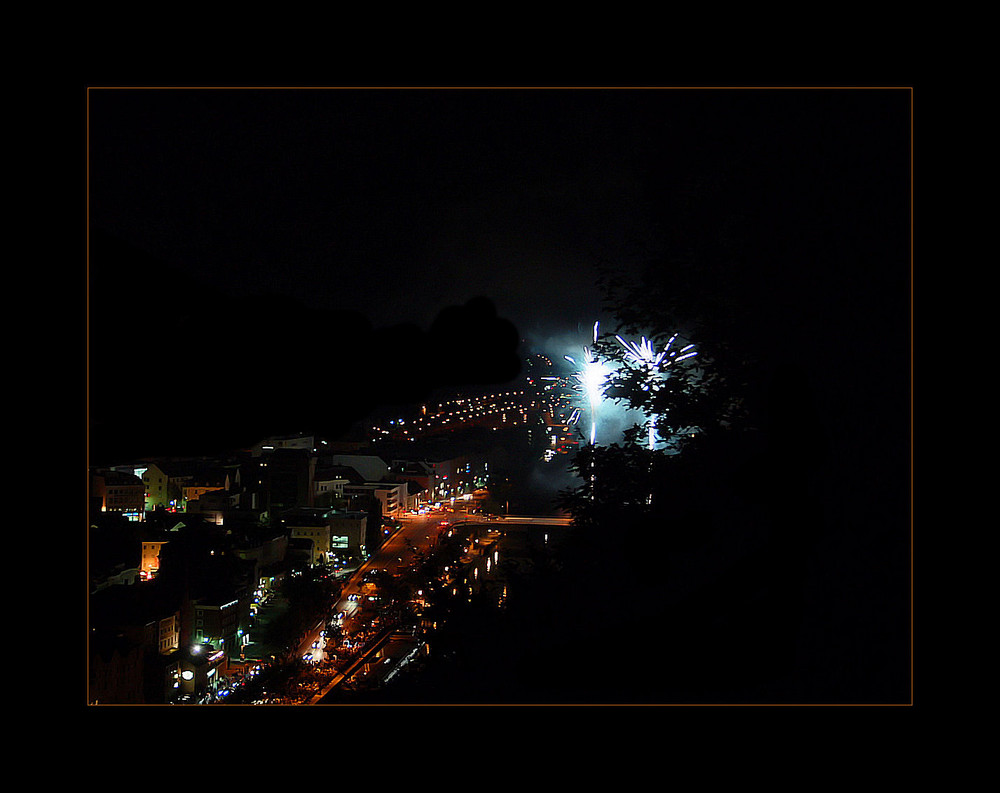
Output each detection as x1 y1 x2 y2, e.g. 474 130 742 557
301 503 485 702
292 495 566 662
362 499 487 576
296 503 483 667
288 499 573 702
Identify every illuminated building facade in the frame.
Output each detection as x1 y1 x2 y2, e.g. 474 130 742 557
189 594 245 658
283 507 337 565
328 510 368 559
140 538 168 580
313 470 349 507
342 481 406 518
174 644 227 700
110 459 233 513
140 463 170 511
182 481 226 507
91 469 145 520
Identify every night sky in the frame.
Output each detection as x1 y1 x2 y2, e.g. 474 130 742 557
88 87 910 458
86 86 916 704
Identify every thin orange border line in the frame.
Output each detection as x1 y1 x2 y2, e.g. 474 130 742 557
85 86 90 703
910 86 915 706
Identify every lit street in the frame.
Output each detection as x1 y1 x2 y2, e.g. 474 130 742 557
281 499 490 701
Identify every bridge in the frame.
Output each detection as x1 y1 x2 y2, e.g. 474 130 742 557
450 514 572 527
452 515 573 526
497 515 572 526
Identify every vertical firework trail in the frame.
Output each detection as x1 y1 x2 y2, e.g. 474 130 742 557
565 321 610 445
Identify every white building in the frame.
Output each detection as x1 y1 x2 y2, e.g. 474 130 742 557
313 471 350 507
342 481 407 518
321 453 390 482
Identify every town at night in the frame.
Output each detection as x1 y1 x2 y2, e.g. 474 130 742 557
86 85 916 707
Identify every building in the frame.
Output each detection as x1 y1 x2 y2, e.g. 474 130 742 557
330 510 368 560
91 469 145 520
90 513 144 593
140 537 168 581
282 507 336 566
319 453 390 482
233 530 289 597
112 458 230 513
183 487 233 525
174 644 228 702
342 481 407 519
189 592 246 658
89 582 183 703
259 449 317 516
205 457 266 515
251 432 316 457
280 506 369 564
182 478 227 509
137 462 171 511
389 453 484 504
110 462 167 512
313 468 350 508
89 632 146 704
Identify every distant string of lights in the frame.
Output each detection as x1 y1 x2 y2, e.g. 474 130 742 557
369 390 541 442
367 321 700 455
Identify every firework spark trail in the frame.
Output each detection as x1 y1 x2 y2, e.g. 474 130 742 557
565 342 611 446
615 334 665 449
614 332 698 449
580 349 609 445
561 321 697 449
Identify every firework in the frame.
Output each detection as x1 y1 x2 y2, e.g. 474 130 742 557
615 332 698 449
558 321 697 450
565 344 611 445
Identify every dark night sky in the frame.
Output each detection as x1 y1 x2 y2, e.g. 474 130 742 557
89 88 644 338
88 86 911 463
89 88 907 335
